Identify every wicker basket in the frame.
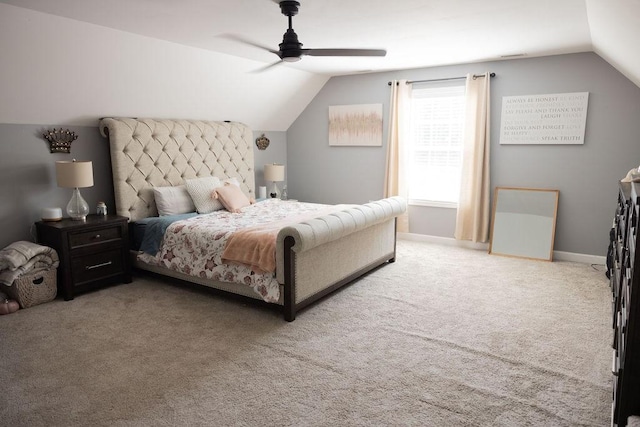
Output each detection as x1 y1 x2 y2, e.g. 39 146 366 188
4 268 57 308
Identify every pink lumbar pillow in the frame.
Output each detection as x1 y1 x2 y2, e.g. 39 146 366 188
212 182 254 213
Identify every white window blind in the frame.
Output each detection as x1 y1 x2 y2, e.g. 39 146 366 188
409 84 466 206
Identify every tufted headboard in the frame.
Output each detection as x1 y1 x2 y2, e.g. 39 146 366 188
99 118 255 221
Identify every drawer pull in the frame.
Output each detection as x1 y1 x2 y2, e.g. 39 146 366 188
85 261 112 270
92 234 101 239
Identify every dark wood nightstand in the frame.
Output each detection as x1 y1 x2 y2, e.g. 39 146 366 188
36 214 132 300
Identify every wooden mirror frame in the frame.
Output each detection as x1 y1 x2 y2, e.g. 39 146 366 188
489 187 559 261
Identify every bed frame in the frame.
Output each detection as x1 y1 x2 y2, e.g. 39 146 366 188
99 118 405 321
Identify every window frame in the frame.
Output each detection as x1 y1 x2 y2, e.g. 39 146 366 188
407 81 466 209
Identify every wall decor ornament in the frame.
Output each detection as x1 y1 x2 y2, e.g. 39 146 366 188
255 134 270 150
43 128 78 153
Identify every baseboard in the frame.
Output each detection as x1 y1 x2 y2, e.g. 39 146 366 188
398 232 489 250
552 251 606 266
398 233 607 266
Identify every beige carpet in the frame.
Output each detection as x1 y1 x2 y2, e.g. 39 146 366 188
0 240 612 426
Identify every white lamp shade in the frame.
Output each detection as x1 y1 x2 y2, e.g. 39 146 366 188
264 164 285 182
56 160 94 188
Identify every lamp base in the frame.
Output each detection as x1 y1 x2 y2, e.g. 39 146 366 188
67 188 89 221
269 181 280 198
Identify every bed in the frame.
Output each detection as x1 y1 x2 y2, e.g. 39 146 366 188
99 118 405 321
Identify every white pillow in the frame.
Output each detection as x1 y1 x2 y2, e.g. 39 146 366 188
153 185 195 216
184 176 223 214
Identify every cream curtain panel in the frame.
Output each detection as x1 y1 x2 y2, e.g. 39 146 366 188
384 79 411 233
454 73 492 242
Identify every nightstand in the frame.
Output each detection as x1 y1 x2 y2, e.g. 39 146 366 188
35 215 132 300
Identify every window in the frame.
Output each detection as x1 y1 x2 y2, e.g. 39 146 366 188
408 84 466 207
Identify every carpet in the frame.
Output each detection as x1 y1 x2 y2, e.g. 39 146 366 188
0 240 612 426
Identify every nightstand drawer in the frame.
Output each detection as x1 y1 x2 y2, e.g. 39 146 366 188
71 249 123 285
69 226 122 249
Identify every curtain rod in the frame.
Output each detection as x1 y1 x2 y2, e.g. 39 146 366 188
387 72 495 86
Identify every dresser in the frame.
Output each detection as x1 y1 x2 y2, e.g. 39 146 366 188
610 182 640 426
36 214 131 300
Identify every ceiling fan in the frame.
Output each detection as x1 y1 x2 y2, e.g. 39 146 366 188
231 0 386 68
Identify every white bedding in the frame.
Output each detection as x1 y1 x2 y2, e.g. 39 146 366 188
137 199 339 302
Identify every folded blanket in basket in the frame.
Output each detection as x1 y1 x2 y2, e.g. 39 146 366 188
0 241 59 286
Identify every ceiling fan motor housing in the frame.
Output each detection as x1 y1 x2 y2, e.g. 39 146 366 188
278 1 302 61
267 0 385 64
279 29 303 61
279 1 300 17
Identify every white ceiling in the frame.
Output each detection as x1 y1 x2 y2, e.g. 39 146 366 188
2 0 640 131
0 0 609 76
2 0 639 84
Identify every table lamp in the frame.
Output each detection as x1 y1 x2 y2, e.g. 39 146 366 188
264 163 285 198
56 159 94 220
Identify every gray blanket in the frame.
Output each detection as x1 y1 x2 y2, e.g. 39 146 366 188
0 241 59 286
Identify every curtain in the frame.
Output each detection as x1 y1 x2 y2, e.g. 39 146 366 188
384 79 411 233
454 73 491 242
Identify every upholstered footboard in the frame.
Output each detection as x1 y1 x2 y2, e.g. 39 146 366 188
276 197 406 321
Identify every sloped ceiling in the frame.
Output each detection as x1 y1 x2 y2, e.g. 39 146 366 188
0 0 596 75
586 0 640 88
0 0 639 130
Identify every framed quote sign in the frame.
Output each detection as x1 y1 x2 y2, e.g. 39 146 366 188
499 92 589 145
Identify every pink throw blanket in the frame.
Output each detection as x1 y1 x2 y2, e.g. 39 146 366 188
222 205 347 273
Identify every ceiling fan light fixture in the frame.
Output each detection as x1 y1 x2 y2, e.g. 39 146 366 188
230 0 387 70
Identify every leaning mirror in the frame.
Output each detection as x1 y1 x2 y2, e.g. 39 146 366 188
489 187 559 261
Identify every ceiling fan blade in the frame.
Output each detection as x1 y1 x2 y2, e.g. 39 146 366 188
218 33 279 55
250 60 284 73
302 48 387 57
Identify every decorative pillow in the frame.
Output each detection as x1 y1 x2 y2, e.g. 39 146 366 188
185 176 223 214
153 185 196 216
213 182 253 213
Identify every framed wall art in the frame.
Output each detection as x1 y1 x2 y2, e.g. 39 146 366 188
328 104 383 146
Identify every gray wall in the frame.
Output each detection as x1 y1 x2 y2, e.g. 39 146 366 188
0 124 285 249
287 53 640 256
3 52 638 256
0 124 114 249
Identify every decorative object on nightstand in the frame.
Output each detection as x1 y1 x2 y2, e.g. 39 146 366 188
41 207 63 222
43 128 78 153
56 159 94 221
96 201 107 216
255 134 270 150
35 215 131 300
258 185 267 199
264 163 285 198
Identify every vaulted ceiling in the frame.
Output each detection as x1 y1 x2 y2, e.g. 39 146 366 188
1 0 639 130
1 0 638 82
